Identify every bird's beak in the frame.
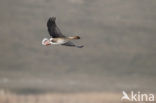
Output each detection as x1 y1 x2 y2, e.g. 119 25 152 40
45 43 51 46
45 40 51 46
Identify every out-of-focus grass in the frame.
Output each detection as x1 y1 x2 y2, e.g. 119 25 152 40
0 90 121 103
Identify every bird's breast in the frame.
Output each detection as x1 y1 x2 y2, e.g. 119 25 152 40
51 38 68 44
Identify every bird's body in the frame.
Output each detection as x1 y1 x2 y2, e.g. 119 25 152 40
42 17 83 48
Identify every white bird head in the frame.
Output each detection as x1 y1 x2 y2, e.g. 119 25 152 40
42 38 51 46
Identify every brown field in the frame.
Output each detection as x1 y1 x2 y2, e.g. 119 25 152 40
1 92 155 103
0 90 122 103
1 90 155 103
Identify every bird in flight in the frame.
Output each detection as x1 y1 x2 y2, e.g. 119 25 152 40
42 17 83 48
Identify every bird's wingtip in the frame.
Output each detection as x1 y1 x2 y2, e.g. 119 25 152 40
49 16 56 21
76 45 84 48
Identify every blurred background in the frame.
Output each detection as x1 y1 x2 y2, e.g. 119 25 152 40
0 0 156 102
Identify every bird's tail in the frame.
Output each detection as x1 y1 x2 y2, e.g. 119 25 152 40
67 36 80 40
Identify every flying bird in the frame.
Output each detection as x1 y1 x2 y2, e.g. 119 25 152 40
42 17 83 48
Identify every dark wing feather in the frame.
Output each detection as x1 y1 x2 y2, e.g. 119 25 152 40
62 41 84 48
62 41 76 47
47 17 65 38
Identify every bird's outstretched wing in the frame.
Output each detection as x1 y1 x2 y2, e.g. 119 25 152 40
47 17 65 38
62 41 84 48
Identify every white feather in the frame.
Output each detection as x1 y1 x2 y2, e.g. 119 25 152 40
42 38 48 45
